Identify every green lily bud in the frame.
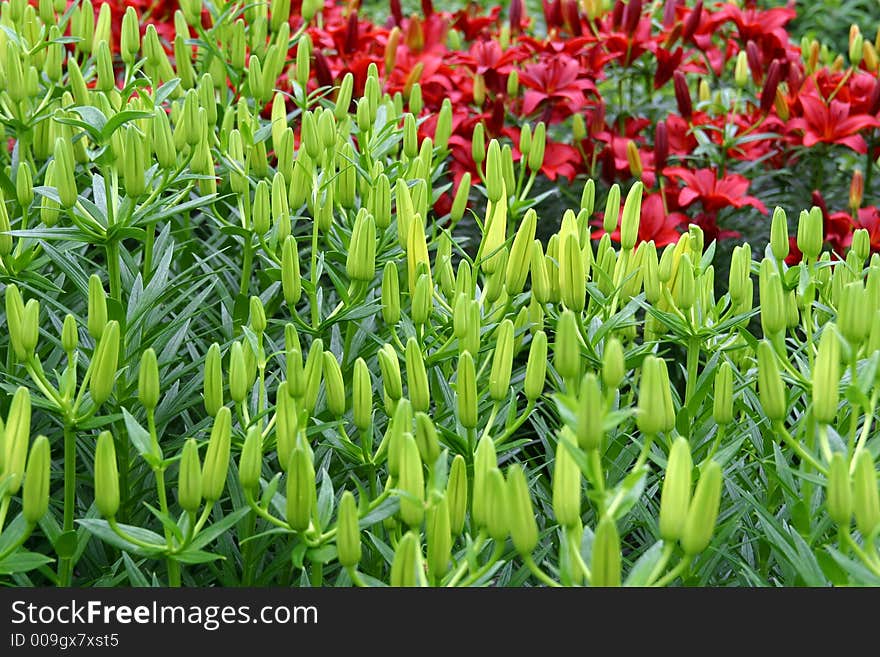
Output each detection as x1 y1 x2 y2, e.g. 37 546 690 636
552 431 582 528
734 50 749 88
352 358 373 431
369 173 392 229
287 446 316 532
471 123 486 166
94 2 112 48
672 253 696 311
16 161 33 210
387 399 413 478
87 274 107 340
239 426 263 493
0 192 13 255
853 450 880 537
94 431 120 518
659 436 693 542
658 243 676 284
229 342 248 404
525 330 548 401
602 183 621 235
120 6 140 63
405 337 430 413
450 172 471 224
505 208 537 297
480 195 508 276
275 381 299 471
528 122 546 172
457 351 478 429
2 387 31 495
770 207 789 261
302 338 324 414
249 180 270 236
336 491 362 568
851 228 870 266
90 321 120 406
620 181 643 251
203 343 223 417
485 139 504 203
20 299 39 357
152 108 176 170
5 285 26 361
472 434 497 529
346 210 377 282
713 361 734 425
426 496 452 577
61 314 78 354
390 531 423 587
177 438 202 513
399 433 425 527
602 338 625 391
434 98 453 150
280 235 302 305
332 71 354 120
839 281 870 345
95 40 114 92
580 179 596 219
322 351 346 417
826 452 852 527
637 356 675 435
22 435 50 525
797 207 823 261
529 240 551 304
728 245 749 305
489 319 515 402
53 137 77 209
413 412 440 466
812 328 840 424
381 262 401 325
759 267 786 337
757 340 786 422
486 468 509 542
592 516 622 587
559 230 586 312
406 213 432 293
447 454 468 534
576 373 604 451
202 407 232 502
138 348 160 412
411 272 432 326
554 310 582 383
378 343 403 402
506 464 538 555
681 460 722 555
403 113 418 159
246 298 267 337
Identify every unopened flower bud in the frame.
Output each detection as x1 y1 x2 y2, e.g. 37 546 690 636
592 516 622 587
489 320 515 402
87 274 107 340
286 445 315 532
323 351 346 417
447 454 468 534
620 181 643 251
826 452 852 527
390 531 422 587
602 184 621 235
757 340 786 422
22 435 50 525
3 387 31 495
450 173 471 223
472 434 497 529
797 207 823 261
839 281 870 345
554 311 582 383
457 351 478 429
525 330 548 401
681 460 722 555
352 358 373 432
229 342 248 404
812 328 840 424
203 343 224 417
94 431 120 518
399 433 425 527
528 122 546 172
637 356 675 435
552 432 581 527
238 425 263 493
202 407 231 502
378 343 403 402
90 321 120 406
577 373 604 451
336 490 362 568
853 450 880 537
138 348 160 412
505 209 537 295
770 207 789 261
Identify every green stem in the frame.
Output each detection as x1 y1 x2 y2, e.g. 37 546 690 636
347 566 368 587
458 543 504 587
106 241 121 303
58 423 76 586
143 221 156 279
523 554 561 587
684 337 700 410
645 542 676 586
0 497 10 533
773 421 827 475
653 555 692 587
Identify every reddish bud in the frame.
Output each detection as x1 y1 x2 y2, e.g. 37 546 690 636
654 120 668 175
673 71 692 120
682 0 702 43
623 0 642 34
760 60 782 115
746 41 763 83
510 0 524 34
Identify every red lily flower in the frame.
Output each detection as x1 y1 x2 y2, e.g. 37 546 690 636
664 167 768 215
855 206 880 254
787 93 880 153
518 55 596 121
